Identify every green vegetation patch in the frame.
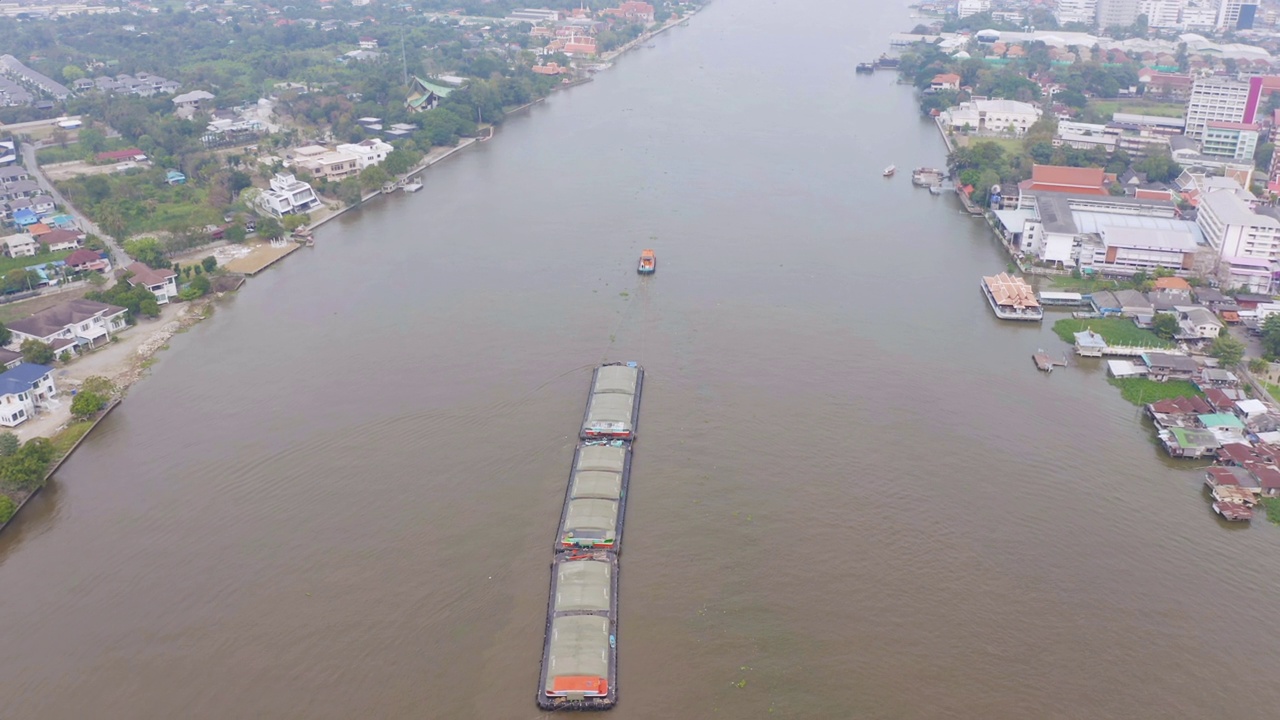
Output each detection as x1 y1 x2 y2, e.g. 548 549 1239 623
1052 318 1172 349
0 249 73 276
56 169 222 239
1261 497 1280 526
1107 378 1203 406
1088 100 1186 118
50 420 95 459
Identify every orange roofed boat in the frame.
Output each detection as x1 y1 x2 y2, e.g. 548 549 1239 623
637 249 656 274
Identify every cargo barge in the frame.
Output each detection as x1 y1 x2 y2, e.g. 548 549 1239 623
537 362 643 711
537 550 620 710
556 440 632 552
580 362 643 440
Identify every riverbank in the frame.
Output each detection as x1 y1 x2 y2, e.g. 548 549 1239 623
0 10 710 536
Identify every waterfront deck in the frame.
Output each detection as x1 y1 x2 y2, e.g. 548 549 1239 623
1033 351 1067 373
221 240 302 275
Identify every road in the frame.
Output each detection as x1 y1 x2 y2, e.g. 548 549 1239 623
20 140 131 269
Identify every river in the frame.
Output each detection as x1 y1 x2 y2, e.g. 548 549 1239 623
2 1 1279 718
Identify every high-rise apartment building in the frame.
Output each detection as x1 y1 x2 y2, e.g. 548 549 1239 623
1096 0 1141 28
1055 0 1098 25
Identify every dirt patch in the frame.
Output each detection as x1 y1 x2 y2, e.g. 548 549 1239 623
43 160 147 183
220 241 302 275
0 285 91 326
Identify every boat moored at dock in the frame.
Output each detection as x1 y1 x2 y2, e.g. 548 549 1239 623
538 550 619 710
911 167 944 186
856 62 875 73
981 273 1043 321
581 363 643 439
402 180 423 193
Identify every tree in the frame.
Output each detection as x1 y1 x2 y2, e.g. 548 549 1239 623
1263 314 1280 360
123 237 167 269
71 391 107 419
138 297 161 318
0 494 14 524
358 164 391 191
77 127 107 155
20 339 55 365
337 177 363 207
0 437 55 491
1152 312 1179 340
80 376 117 398
0 432 18 457
256 216 283 240
201 256 217 273
61 65 85 83
0 322 9 347
282 214 310 232
224 224 246 243
1250 357 1270 374
1210 334 1246 367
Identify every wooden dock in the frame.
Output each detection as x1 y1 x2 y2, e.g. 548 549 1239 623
1032 351 1068 373
222 241 302 276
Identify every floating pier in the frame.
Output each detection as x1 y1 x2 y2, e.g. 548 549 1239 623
539 362 643 711
1032 350 1068 373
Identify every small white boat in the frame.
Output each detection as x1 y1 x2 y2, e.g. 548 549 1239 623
883 165 896 177
402 181 423 193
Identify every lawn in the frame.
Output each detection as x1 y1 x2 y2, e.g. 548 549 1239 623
1052 317 1173 349
1107 378 1203 406
49 420 96 459
0 249 73 275
1089 100 1186 119
1265 382 1280 403
1048 275 1140 293
961 135 1024 155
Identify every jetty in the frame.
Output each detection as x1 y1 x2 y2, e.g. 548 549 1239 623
539 362 643 711
1032 351 1067 373
981 273 1043 321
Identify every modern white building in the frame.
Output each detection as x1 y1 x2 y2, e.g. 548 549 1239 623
1089 226 1202 274
1095 0 1140 28
956 0 991 18
1137 0 1184 28
1217 0 1260 30
257 172 321 217
1201 121 1260 160
1196 189 1280 260
940 99 1041 136
1185 77 1252 139
335 138 394 170
1055 0 1098 25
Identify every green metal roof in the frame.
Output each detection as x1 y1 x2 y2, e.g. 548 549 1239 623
1198 413 1245 429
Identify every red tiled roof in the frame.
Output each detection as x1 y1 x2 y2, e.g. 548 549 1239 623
95 148 145 162
1135 188 1173 200
1154 277 1192 290
125 261 175 287
64 248 102 266
1149 396 1213 415
932 73 961 84
1029 164 1108 194
37 228 81 246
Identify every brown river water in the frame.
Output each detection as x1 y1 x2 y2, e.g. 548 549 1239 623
2 1 1279 717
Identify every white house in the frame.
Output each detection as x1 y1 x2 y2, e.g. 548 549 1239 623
336 138 393 170
1177 306 1223 340
125 262 179 305
940 99 1041 136
2 233 38 258
0 363 57 427
257 172 321 217
6 298 127 352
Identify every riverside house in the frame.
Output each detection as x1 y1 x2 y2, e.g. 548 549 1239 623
0 362 57 427
6 298 128 353
125 262 178 304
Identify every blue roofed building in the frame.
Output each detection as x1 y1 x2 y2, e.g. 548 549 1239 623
0 362 56 427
